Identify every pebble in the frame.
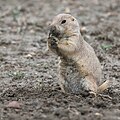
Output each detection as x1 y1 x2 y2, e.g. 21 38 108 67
6 101 21 109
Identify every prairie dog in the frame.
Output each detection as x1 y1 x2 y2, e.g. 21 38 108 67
47 13 109 96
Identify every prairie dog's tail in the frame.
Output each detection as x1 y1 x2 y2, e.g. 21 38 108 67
97 80 110 93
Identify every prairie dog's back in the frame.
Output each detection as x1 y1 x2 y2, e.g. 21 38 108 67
74 40 102 85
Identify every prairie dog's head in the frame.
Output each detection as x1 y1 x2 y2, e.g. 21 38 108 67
49 14 80 38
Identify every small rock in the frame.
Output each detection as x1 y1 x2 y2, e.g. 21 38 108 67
25 54 33 58
65 7 70 13
95 112 103 117
29 29 35 34
80 27 87 33
6 101 21 109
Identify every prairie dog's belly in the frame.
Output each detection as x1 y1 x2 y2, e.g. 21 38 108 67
63 59 83 94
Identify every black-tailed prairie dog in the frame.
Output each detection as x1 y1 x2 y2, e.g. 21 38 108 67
47 13 109 96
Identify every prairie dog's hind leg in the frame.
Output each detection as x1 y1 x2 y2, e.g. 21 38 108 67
80 76 97 97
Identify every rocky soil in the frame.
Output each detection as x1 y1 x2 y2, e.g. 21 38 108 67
0 0 120 120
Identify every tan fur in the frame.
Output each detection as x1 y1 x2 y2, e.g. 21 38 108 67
48 14 109 96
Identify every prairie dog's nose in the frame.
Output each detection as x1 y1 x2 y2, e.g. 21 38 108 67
49 25 61 37
50 25 56 32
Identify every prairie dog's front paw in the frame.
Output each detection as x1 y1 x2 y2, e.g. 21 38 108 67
49 36 59 49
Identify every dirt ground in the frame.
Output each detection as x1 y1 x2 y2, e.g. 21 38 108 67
0 0 120 120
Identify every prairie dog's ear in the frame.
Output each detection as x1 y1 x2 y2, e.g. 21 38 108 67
71 17 75 21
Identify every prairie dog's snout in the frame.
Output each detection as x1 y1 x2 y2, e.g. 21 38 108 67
49 25 61 38
50 26 56 33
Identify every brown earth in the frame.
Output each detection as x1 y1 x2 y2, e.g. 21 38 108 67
0 0 120 120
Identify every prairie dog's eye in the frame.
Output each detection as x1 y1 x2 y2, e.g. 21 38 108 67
61 20 66 24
